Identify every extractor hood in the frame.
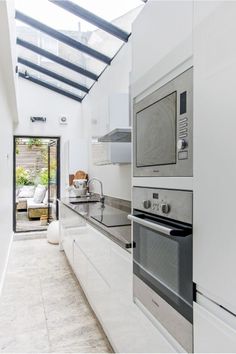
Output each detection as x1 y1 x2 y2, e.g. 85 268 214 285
98 127 131 143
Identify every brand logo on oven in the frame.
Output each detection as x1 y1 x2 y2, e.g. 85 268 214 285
153 170 160 173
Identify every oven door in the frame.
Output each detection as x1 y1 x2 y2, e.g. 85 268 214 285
129 211 193 324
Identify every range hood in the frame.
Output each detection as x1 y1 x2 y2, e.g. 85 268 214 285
98 127 131 143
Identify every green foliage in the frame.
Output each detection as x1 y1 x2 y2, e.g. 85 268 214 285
39 159 57 185
27 138 42 149
16 166 32 186
39 168 48 185
39 158 57 185
50 159 57 181
15 138 23 155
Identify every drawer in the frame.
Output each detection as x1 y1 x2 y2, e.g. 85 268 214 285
74 241 88 289
75 225 111 284
109 242 132 300
62 236 74 267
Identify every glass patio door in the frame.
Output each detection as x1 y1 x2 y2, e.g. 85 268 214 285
48 139 60 223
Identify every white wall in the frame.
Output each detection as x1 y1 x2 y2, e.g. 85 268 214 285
14 79 88 195
82 43 132 201
0 0 18 290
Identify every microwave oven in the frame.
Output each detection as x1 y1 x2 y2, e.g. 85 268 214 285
133 67 193 177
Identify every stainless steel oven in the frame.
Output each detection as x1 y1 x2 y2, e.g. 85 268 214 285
129 187 193 352
133 67 193 177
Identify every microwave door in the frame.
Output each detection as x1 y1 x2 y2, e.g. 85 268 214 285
136 92 176 168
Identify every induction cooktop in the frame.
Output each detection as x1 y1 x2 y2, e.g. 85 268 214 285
91 213 131 227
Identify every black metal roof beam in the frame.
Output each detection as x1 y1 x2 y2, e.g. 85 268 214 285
49 0 130 42
16 38 98 81
18 72 83 102
18 57 89 93
15 10 111 64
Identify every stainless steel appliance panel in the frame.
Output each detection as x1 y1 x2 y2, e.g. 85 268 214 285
136 92 176 167
132 186 192 224
131 187 193 352
134 275 193 353
133 67 193 177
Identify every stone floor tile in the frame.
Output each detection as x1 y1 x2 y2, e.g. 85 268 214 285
0 237 113 353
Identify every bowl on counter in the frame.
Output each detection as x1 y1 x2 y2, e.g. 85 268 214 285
73 178 87 189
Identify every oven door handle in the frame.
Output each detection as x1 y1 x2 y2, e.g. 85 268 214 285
128 215 192 237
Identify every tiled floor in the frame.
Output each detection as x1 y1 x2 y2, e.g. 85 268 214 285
0 237 113 353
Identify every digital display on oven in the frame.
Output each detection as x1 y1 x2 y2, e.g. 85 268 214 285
153 193 159 199
180 91 187 114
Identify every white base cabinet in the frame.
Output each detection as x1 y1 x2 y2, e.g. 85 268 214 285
59 203 176 353
194 295 236 353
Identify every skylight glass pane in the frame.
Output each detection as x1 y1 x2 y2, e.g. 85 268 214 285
72 0 143 32
16 22 107 75
15 0 117 57
18 64 86 98
15 0 145 92
17 46 95 88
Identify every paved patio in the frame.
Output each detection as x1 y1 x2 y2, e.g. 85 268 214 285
16 211 48 232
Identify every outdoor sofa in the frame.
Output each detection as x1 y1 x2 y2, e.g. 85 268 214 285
16 185 48 219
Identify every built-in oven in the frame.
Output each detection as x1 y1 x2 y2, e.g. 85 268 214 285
128 187 193 352
133 67 193 177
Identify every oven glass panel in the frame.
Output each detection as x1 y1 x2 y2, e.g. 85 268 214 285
136 92 176 167
133 216 193 322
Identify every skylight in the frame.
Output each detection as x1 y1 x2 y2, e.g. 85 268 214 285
15 0 144 102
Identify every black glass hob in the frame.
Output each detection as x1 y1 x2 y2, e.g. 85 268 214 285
91 213 131 227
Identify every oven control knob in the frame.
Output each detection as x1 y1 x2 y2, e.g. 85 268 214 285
160 203 170 214
177 139 187 150
143 200 151 209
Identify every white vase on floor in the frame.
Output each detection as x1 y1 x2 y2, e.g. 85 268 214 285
47 220 59 244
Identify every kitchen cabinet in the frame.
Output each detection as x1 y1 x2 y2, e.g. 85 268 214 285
91 93 131 166
73 224 176 353
90 93 129 139
194 295 236 352
131 0 193 97
59 203 176 353
193 1 236 314
59 202 86 267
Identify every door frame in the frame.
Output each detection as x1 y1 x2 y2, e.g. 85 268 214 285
13 135 61 233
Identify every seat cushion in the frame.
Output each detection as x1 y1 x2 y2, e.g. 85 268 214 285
16 197 28 202
18 186 35 198
27 198 48 209
43 190 48 205
33 185 46 203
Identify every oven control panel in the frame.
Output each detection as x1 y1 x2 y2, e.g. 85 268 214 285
133 187 192 224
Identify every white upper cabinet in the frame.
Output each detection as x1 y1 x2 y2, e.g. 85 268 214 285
131 0 193 97
108 93 130 130
90 92 129 138
193 1 236 313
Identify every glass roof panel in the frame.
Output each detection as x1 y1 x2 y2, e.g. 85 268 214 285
15 0 145 100
72 0 143 32
17 47 95 89
18 63 86 98
16 22 107 75
15 0 125 58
